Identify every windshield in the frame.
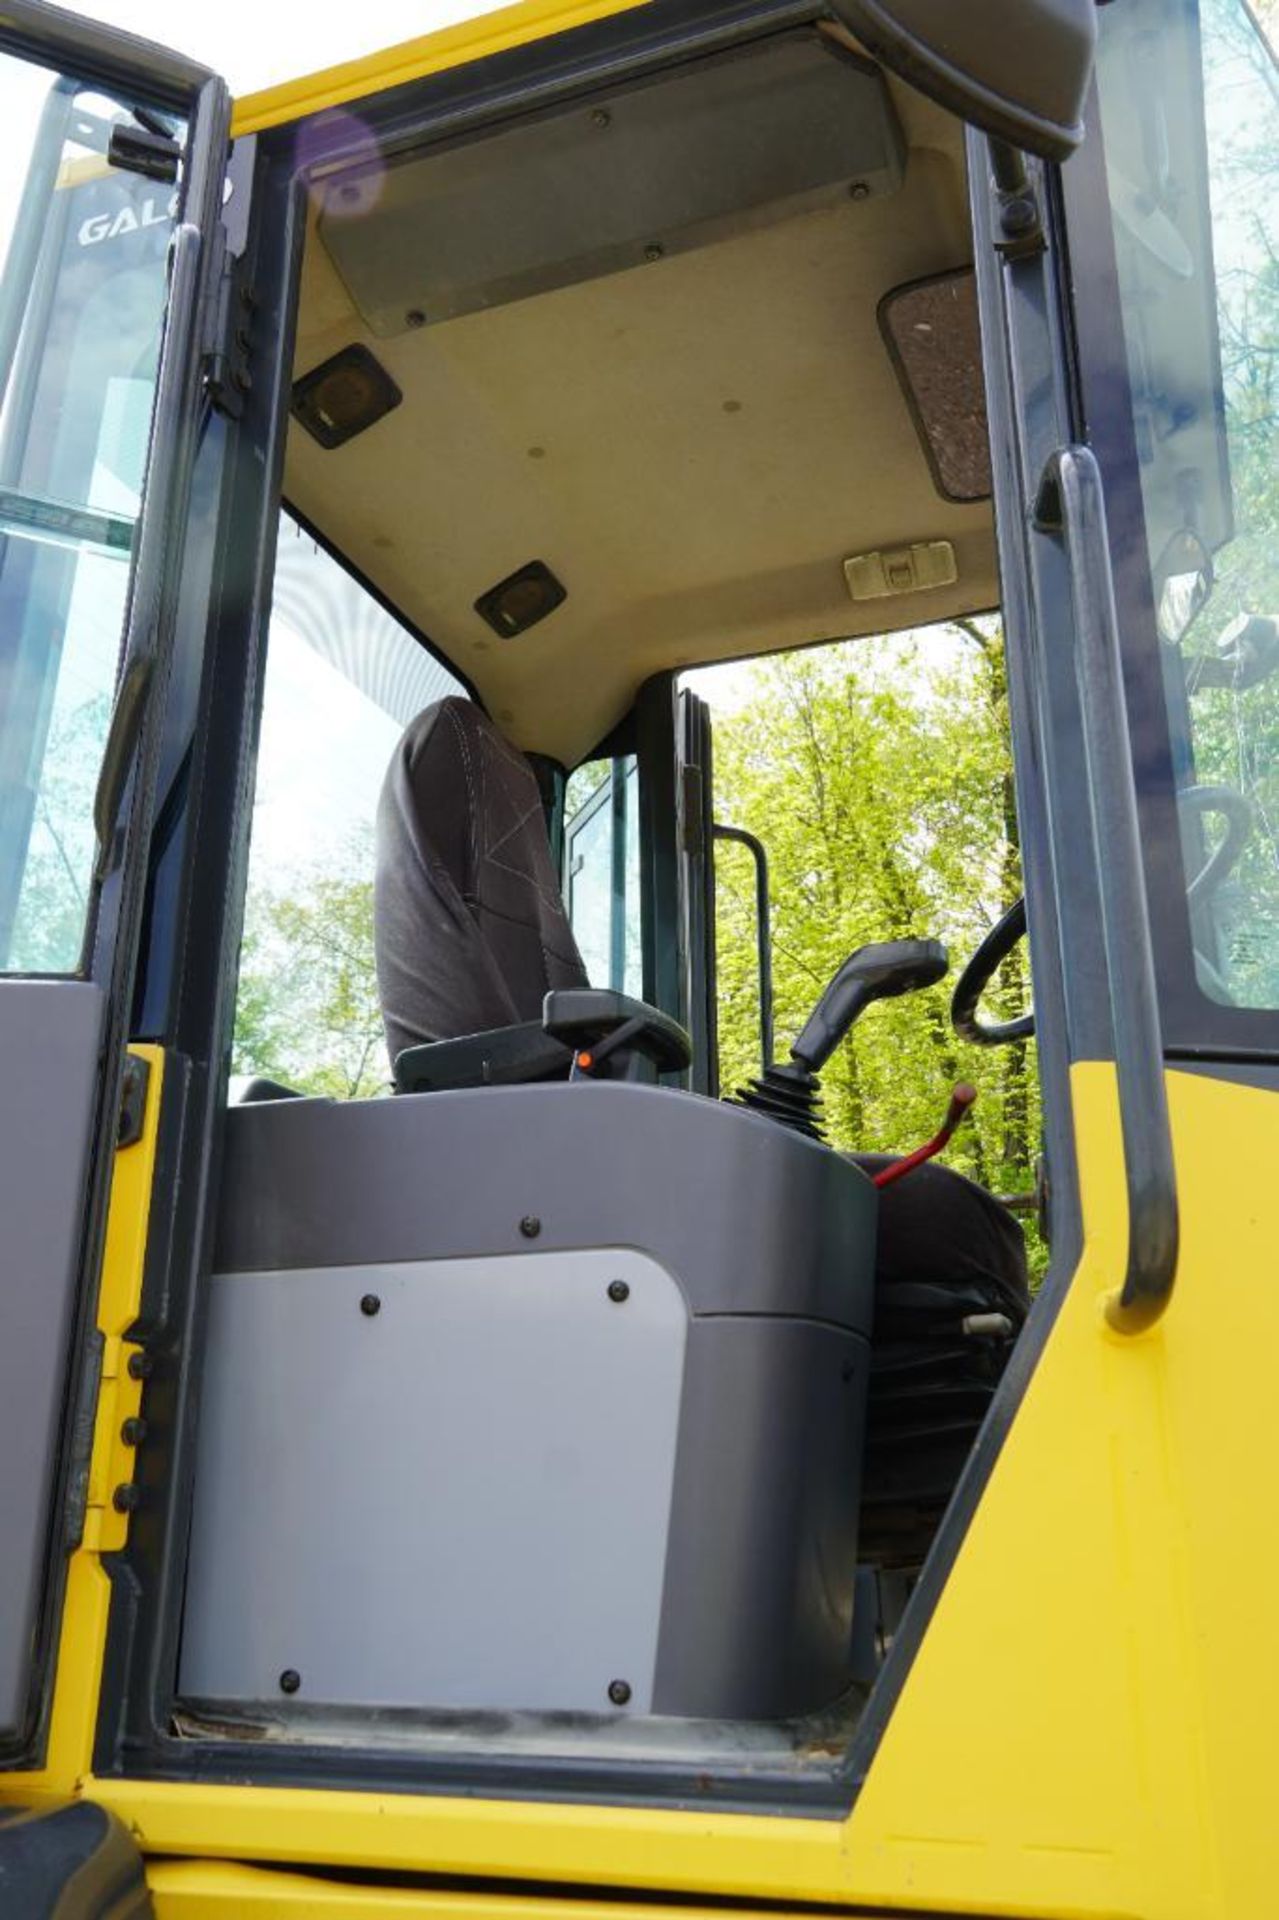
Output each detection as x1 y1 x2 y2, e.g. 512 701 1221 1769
1084 0 1279 1034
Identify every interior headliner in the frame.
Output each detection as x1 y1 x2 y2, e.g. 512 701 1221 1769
284 37 996 766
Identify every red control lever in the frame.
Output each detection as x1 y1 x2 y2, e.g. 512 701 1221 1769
871 1082 978 1189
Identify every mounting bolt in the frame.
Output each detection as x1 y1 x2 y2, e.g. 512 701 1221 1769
126 1351 152 1381
121 1416 148 1446
405 308 426 329
643 242 664 263
607 1280 630 1304
590 108 611 129
519 1215 542 1239
360 1293 381 1317
112 1483 140 1513
279 1668 302 1695
607 1679 632 1706
849 180 870 200
999 194 1038 239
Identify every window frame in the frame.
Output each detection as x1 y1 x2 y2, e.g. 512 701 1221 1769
1062 0 1279 1060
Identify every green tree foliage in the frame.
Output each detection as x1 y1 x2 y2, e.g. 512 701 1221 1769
4 691 109 972
232 832 387 1100
710 622 1040 1219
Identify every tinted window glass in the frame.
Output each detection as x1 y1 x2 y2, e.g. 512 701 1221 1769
565 754 642 997
1095 0 1279 1010
232 518 467 1097
0 67 182 971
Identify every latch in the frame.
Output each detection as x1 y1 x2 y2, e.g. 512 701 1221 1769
205 245 257 420
117 1050 150 1148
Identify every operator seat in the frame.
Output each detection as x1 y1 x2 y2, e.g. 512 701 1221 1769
375 696 589 1065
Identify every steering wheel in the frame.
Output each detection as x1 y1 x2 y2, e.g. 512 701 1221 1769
1180 783 1252 904
951 897 1033 1046
951 785 1251 1048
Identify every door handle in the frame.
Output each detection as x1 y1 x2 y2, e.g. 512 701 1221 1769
1034 445 1178 1333
92 651 154 880
92 214 206 882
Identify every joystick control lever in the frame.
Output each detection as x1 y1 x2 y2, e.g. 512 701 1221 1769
731 938 949 1142
791 939 950 1073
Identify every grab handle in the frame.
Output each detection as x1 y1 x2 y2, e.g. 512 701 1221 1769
713 823 774 1071
1034 446 1178 1333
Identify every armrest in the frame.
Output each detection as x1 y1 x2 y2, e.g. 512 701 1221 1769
542 988 692 1074
394 1022 574 1094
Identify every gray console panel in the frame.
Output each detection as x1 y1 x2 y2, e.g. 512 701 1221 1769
213 1081 876 1335
184 1081 876 1722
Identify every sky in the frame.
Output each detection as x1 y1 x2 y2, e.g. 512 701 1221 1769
62 0 512 99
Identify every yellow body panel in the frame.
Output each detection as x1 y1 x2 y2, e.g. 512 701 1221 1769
7 1058 1278 1917
6 1045 164 1794
145 1863 822 1920
228 0 651 138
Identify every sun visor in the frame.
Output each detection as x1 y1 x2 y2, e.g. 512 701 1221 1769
316 29 905 337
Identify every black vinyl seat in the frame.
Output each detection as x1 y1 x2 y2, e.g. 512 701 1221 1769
375 697 590 1066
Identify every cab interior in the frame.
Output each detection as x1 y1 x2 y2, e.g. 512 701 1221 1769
176 10 1037 1800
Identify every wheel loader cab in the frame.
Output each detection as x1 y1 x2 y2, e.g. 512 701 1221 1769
160 0 1050 1780
10 0 1279 1903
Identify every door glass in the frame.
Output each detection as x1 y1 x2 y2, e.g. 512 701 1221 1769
232 516 468 1098
0 59 183 974
565 754 642 996
1094 0 1279 1008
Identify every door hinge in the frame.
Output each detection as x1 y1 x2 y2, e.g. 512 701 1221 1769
204 242 257 420
117 1051 151 1149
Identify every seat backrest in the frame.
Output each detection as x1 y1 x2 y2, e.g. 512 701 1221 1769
375 697 589 1065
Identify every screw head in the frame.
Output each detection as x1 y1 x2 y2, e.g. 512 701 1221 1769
112 1483 140 1513
519 1215 542 1239
607 1678 632 1706
405 308 426 329
643 242 664 263
590 108 611 129
126 1350 152 1380
1000 193 1038 238
849 180 870 200
279 1668 302 1695
121 1416 148 1446
607 1279 630 1304
360 1293 381 1317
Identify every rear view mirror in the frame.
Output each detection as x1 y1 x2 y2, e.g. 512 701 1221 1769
830 0 1097 162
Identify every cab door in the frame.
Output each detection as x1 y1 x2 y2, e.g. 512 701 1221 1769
0 1 229 1768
